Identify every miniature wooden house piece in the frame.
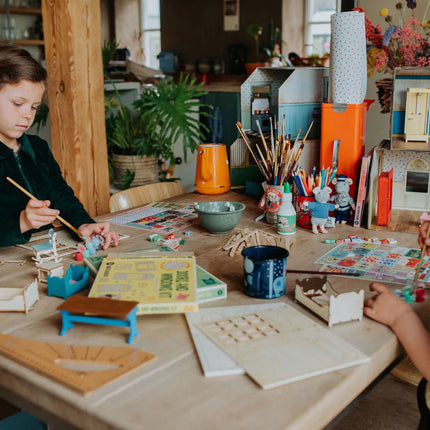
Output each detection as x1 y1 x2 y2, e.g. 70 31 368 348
295 276 364 327
0 279 39 313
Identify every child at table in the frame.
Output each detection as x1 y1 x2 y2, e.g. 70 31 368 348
0 46 119 249
364 220 430 428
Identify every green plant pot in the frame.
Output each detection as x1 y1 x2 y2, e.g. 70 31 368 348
195 201 245 234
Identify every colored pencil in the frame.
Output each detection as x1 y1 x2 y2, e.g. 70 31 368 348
6 176 83 239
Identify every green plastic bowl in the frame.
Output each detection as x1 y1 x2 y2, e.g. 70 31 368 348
195 201 246 234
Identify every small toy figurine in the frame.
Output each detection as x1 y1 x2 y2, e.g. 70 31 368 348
330 174 356 224
303 186 338 234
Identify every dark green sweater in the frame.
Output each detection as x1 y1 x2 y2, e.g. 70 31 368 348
0 134 94 247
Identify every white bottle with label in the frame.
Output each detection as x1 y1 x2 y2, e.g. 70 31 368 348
277 182 296 235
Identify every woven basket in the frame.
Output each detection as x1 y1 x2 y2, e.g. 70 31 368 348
111 154 159 187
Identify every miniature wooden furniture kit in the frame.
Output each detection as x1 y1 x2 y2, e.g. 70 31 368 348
37 261 64 284
0 279 39 314
0 333 155 395
47 264 89 299
295 276 364 327
223 228 294 257
377 169 393 226
0 259 26 266
32 228 62 264
57 296 140 344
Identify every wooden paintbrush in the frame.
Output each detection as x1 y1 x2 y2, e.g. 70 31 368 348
6 176 83 239
288 269 361 277
236 122 269 182
256 120 271 162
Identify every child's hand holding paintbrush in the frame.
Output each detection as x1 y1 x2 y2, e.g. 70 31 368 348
418 213 430 257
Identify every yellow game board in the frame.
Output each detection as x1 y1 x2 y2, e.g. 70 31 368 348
88 255 198 314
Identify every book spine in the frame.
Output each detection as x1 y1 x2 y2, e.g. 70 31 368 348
137 303 199 315
353 155 371 228
197 286 227 303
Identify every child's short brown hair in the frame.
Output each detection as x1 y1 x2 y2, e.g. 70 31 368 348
0 46 47 89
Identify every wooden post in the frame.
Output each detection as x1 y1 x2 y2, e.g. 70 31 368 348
42 0 110 217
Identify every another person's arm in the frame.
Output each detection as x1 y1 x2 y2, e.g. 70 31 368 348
364 282 430 382
418 220 430 256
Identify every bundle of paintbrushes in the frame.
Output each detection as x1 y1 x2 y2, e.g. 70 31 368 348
293 166 337 197
235 117 314 186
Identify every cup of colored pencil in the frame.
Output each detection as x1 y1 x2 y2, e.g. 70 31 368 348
292 166 337 197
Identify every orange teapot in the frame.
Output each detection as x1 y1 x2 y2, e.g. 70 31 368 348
195 144 231 194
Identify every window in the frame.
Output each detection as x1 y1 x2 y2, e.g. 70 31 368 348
141 0 161 69
305 0 341 57
406 171 429 193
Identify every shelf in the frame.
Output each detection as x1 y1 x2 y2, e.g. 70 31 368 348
0 39 43 46
0 7 42 15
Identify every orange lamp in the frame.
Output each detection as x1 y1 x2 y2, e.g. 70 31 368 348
195 144 231 195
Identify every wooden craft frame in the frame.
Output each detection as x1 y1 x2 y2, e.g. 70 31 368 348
295 276 364 327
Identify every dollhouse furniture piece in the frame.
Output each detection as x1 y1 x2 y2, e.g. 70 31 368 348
109 181 186 212
377 169 393 226
47 265 89 299
295 276 364 327
37 261 64 284
404 88 430 143
0 279 39 314
57 296 140 344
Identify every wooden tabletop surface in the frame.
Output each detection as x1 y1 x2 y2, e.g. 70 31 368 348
0 191 423 430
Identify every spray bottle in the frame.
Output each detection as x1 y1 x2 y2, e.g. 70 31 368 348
277 182 296 235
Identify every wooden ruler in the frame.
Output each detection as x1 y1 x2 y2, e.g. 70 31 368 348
0 333 156 395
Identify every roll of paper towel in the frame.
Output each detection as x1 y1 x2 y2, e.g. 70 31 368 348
329 11 367 105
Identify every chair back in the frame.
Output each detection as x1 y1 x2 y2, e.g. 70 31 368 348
109 182 186 212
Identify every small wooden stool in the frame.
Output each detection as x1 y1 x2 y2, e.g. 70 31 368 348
57 296 139 344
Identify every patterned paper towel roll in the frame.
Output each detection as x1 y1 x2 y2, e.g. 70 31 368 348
329 11 367 105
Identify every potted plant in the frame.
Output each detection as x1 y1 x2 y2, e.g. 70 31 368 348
106 98 167 189
246 24 265 75
133 73 211 180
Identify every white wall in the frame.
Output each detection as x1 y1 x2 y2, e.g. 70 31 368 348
357 0 429 151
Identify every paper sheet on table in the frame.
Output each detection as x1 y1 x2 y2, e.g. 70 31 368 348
329 11 367 105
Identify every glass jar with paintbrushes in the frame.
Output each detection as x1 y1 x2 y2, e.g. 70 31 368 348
235 117 314 225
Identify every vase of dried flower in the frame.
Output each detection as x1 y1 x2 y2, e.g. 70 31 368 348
375 78 393 114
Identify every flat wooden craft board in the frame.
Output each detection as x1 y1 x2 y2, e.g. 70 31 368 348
0 333 156 395
185 311 244 377
196 302 369 390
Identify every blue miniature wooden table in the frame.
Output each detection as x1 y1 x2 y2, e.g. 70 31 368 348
57 296 140 344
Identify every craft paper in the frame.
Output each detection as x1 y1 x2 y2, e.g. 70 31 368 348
329 11 367 104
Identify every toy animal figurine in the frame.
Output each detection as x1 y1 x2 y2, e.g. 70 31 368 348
330 174 356 224
303 186 338 234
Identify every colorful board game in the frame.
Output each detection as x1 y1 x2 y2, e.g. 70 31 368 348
89 255 198 314
84 253 227 303
104 202 197 233
316 242 430 284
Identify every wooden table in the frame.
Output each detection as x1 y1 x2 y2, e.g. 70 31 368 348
0 191 422 430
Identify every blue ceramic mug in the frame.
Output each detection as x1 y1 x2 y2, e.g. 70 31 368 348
242 246 288 299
